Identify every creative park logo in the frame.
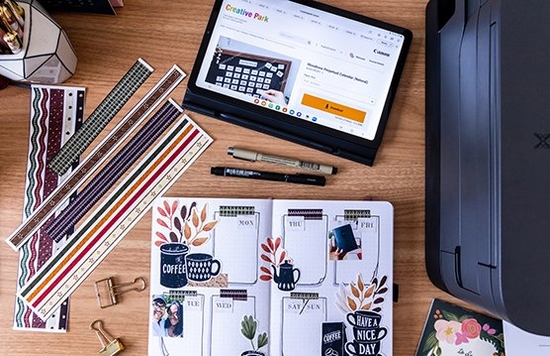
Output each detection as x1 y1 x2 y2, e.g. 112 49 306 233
225 4 269 22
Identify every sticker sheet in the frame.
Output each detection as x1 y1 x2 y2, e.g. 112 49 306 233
14 85 85 332
148 198 394 356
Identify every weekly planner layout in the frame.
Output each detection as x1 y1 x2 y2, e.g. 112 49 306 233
148 197 393 356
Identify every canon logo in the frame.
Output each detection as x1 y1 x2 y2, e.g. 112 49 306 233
534 133 550 149
373 49 390 57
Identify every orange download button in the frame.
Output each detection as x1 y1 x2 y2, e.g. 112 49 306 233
301 93 366 123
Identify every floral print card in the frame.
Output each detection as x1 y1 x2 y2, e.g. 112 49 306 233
416 299 505 356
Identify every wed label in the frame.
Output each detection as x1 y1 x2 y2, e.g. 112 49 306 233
213 297 233 313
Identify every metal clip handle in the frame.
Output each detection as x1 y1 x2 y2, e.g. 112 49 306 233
90 319 125 356
95 276 147 308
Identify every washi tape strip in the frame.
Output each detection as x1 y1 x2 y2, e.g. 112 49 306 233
47 100 184 242
14 85 85 332
5 65 186 251
287 208 324 220
19 112 213 320
47 58 154 176
343 209 371 220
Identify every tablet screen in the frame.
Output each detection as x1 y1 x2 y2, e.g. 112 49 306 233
185 0 411 165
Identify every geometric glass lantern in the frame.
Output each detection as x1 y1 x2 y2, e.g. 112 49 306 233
0 0 77 84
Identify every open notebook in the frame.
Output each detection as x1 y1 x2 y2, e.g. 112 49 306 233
148 198 393 356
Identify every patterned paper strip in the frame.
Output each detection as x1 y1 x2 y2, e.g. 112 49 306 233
14 85 85 332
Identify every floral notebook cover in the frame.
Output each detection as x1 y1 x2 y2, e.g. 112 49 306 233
416 298 505 356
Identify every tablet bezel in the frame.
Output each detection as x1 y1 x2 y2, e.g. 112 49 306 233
184 0 412 165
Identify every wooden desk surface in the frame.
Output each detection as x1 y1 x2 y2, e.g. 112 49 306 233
0 0 482 354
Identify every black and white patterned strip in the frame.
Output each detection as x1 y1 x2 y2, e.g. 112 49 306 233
218 206 255 217
290 292 319 300
220 289 248 301
343 209 371 220
287 208 324 220
48 58 154 175
167 290 197 302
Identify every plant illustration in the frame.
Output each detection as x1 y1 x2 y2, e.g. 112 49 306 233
259 236 288 281
335 274 388 314
241 315 268 352
154 200 218 247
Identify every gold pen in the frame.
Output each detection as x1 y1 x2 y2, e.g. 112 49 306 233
0 27 12 54
0 16 21 53
0 4 22 40
3 0 24 28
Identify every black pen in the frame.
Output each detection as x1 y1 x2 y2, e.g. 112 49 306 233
210 167 326 186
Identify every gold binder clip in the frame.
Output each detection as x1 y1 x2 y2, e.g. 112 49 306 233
90 319 125 356
95 276 147 308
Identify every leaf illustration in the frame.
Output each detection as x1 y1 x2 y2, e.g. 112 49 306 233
261 243 271 253
347 296 357 310
257 332 268 349
374 297 384 304
422 332 439 353
189 202 197 218
191 237 209 246
350 284 360 298
156 218 169 229
174 217 182 232
357 275 364 291
157 206 168 217
260 275 272 281
192 208 199 227
171 200 178 216
181 206 187 222
360 302 372 310
164 201 171 215
274 237 281 251
241 315 257 340
169 232 179 243
201 204 207 222
261 254 274 264
441 310 460 322
154 241 165 247
364 284 376 299
202 221 218 232
379 275 387 289
260 266 271 275
267 237 274 251
278 250 287 264
184 222 192 240
376 287 388 295
156 231 168 241
371 277 378 288
372 307 381 313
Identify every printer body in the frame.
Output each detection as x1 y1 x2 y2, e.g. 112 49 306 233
426 0 550 335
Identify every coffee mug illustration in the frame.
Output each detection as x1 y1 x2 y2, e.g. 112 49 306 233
186 253 221 282
345 310 387 356
160 243 189 288
272 260 300 291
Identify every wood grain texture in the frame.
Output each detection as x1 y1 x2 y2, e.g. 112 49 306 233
0 0 491 355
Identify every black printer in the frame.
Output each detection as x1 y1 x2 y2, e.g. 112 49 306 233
425 0 550 336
